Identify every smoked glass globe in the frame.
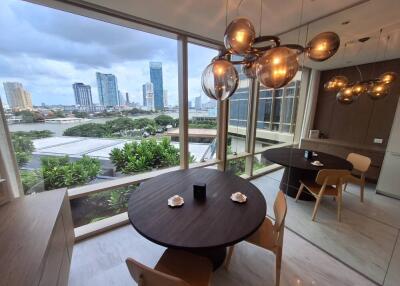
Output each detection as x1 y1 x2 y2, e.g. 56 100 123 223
379 72 397 84
224 18 256 56
368 83 389 100
242 61 257 78
337 87 354 104
306 32 340 62
201 58 239 100
325 75 348 92
256 47 299 89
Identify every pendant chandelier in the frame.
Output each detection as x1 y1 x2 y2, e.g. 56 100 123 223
325 31 397 104
201 2 340 101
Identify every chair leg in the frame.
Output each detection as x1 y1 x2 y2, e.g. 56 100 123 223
311 196 322 221
295 184 304 202
343 183 348 192
224 246 235 269
360 181 365 203
275 247 282 286
337 192 342 222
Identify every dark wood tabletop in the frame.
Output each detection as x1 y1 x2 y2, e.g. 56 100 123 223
265 147 353 171
128 168 266 250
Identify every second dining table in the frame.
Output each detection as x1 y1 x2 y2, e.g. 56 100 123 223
264 147 353 201
128 168 266 270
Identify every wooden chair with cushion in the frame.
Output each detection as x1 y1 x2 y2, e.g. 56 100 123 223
295 169 350 222
225 191 287 286
126 249 212 286
345 153 371 202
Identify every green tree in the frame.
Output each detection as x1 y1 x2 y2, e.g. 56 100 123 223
105 117 136 133
63 123 109 137
11 135 35 167
73 111 89 118
110 137 180 174
12 130 53 139
132 118 156 129
14 110 44 123
40 155 101 190
154 115 175 126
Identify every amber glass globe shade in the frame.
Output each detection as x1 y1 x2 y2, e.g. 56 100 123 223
379 72 397 84
324 75 348 91
224 18 256 56
351 83 368 97
256 47 299 89
337 87 354 104
368 83 389 100
306 32 340 62
201 58 239 101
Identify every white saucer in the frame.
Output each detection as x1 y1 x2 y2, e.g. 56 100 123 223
311 161 324 167
230 192 247 203
168 195 184 207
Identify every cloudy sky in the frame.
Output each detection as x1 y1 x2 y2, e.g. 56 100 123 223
0 0 218 106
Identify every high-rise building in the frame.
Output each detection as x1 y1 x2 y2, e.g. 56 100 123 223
142 82 154 111
195 95 202 110
72 83 93 107
96 72 119 106
125 92 130 105
163 90 168 107
149 62 164 110
3 82 33 109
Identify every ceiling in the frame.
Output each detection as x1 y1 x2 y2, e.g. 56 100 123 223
74 0 400 70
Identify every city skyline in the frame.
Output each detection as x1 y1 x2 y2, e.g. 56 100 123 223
0 0 217 107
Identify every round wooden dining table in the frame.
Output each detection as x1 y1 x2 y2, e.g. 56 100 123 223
128 168 266 270
264 147 353 201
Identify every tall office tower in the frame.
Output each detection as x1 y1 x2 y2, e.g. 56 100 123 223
163 90 168 107
118 90 125 106
72 83 93 107
149 62 164 110
142 82 154 111
3 82 33 109
125 92 130 105
96 72 119 106
195 95 202 110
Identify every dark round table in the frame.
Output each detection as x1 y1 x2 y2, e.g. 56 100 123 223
128 168 266 270
265 147 353 201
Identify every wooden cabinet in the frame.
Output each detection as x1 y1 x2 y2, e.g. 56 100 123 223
0 189 74 286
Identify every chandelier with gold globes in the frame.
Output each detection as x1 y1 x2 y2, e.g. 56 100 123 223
324 33 397 104
201 17 340 101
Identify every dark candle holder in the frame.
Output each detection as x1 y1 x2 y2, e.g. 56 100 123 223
304 150 313 160
193 183 206 201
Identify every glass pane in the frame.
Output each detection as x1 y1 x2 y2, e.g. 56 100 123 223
228 59 250 156
187 43 219 164
254 71 302 152
70 184 138 227
226 158 246 176
0 1 180 202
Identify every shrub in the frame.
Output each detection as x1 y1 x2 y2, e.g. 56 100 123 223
41 155 101 190
110 137 180 174
11 135 35 167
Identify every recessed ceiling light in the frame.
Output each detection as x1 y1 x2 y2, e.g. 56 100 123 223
341 20 351 25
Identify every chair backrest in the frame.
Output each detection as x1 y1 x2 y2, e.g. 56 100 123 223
126 258 190 286
273 191 287 233
246 191 287 250
315 169 351 186
346 153 371 173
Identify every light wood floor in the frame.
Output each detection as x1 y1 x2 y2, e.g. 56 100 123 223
68 168 398 286
252 169 400 286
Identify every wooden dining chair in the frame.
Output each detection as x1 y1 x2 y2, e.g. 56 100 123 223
225 191 287 286
295 169 350 222
345 153 371 202
126 249 212 286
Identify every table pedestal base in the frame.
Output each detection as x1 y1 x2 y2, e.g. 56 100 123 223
280 167 316 201
189 247 226 271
